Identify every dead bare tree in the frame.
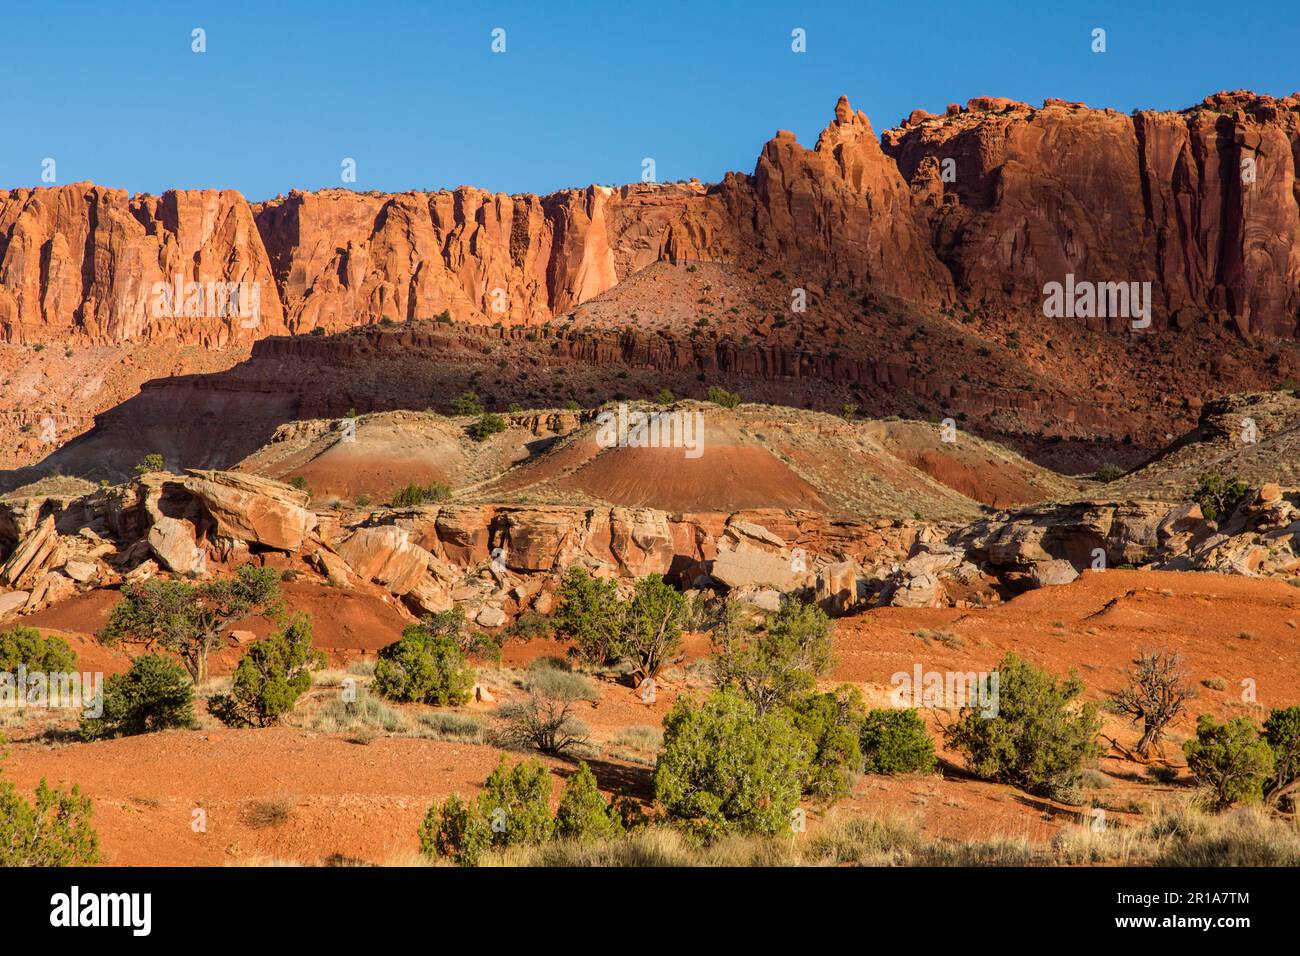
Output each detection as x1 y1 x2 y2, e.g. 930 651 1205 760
1111 649 1196 759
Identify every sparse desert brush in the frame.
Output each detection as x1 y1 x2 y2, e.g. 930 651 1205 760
0 739 99 866
553 762 623 843
499 665 595 756
654 689 809 839
912 628 962 649
310 687 408 738
1057 803 1300 867
243 796 294 830
210 614 325 728
0 625 76 673
414 711 486 744
1183 714 1274 810
390 483 451 507
420 755 554 866
373 612 475 706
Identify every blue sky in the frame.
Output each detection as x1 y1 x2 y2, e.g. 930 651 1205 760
3 0 1296 200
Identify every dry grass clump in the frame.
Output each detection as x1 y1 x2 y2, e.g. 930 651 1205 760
474 803 1300 868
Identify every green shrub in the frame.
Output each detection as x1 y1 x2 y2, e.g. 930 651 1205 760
711 597 835 714
209 614 325 727
1184 715 1275 810
419 793 490 866
80 654 197 740
860 708 936 775
503 610 553 641
554 762 624 843
100 563 283 684
1091 463 1126 482
944 652 1100 801
0 625 76 673
419 755 554 866
1263 706 1300 805
653 389 676 406
373 617 474 706
653 689 810 839
0 745 99 866
133 453 164 475
615 573 687 684
705 385 741 408
390 482 451 507
451 391 484 416
287 475 310 494
790 687 865 800
553 567 625 665
1192 469 1249 522
478 759 553 842
468 413 507 442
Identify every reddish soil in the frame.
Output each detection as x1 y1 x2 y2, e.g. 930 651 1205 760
5 569 1297 865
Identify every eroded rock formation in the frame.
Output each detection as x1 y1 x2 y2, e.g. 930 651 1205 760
5 91 1296 344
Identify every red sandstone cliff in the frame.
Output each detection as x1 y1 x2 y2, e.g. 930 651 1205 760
2 91 1297 344
882 90 1300 338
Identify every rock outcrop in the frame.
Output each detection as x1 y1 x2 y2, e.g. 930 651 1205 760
5 91 1297 344
882 91 1300 338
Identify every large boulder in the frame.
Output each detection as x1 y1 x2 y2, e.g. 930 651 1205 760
816 560 858 615
0 590 31 618
336 525 432 595
502 509 584 572
147 516 203 574
183 470 317 552
0 515 63 589
710 521 810 592
606 509 675 578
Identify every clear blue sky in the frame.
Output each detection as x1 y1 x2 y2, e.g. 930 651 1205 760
3 0 1296 200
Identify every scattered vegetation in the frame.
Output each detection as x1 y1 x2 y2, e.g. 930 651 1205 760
500 665 594 756
450 392 484 416
860 708 937 775
653 689 809 839
945 651 1101 801
133 453 165 476
390 482 451 507
710 598 835 715
373 613 475 706
1192 469 1249 522
99 564 284 684
468 412 507 441
554 762 624 843
552 567 624 665
0 625 75 674
1183 715 1275 810
0 740 99 866
1111 649 1196 758
80 655 198 740
419 755 554 866
209 614 325 727
705 385 741 408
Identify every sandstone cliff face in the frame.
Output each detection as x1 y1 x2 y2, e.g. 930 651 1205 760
881 91 1300 338
0 181 703 343
2 91 1297 344
0 186 286 345
661 96 955 306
